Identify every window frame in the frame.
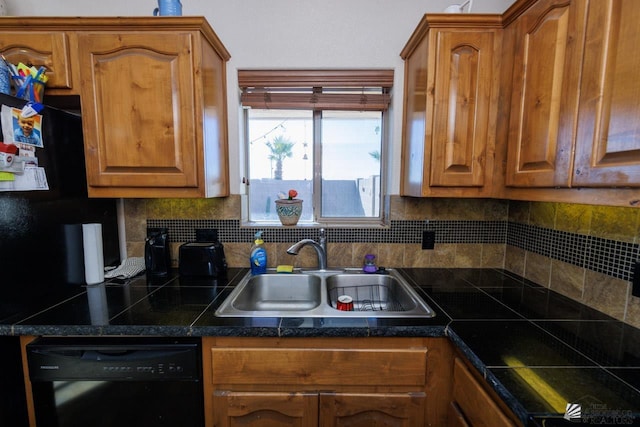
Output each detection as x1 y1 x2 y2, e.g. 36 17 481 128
240 70 393 228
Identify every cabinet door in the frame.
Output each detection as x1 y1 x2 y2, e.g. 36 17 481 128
430 31 496 188
573 0 640 187
400 30 430 197
448 402 470 427
452 358 516 427
505 0 586 187
320 392 425 427
0 32 73 89
213 391 318 427
77 32 198 190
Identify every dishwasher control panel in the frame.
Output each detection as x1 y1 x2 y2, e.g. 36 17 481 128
26 337 201 381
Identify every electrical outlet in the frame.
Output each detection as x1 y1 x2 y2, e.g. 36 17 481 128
422 231 435 250
633 261 640 298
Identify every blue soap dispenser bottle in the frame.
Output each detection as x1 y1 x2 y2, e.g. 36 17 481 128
250 231 267 274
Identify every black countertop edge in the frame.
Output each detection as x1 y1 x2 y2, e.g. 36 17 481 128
9 324 450 339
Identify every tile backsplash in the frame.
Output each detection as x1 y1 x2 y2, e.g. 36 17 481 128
123 196 640 328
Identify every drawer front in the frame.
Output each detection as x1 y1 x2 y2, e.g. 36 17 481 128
211 347 427 386
452 358 516 427
0 32 73 89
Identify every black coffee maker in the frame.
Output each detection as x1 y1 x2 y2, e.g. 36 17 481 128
145 228 171 276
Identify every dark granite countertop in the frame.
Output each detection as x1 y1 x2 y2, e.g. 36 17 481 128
1 268 639 426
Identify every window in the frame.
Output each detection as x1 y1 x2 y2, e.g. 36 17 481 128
240 70 393 225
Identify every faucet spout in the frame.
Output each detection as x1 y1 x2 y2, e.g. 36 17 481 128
286 229 328 270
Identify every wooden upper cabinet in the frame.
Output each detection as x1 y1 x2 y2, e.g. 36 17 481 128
78 32 199 191
573 0 640 187
401 26 429 197
0 18 230 198
75 18 230 198
400 16 502 197
431 31 496 188
505 0 587 188
0 31 74 91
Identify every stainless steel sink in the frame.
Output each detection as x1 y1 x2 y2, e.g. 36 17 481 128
325 274 420 312
231 274 322 311
215 269 435 318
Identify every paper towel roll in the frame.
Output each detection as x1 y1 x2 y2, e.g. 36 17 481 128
82 223 104 285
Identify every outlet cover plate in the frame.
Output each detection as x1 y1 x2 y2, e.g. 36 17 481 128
422 231 435 250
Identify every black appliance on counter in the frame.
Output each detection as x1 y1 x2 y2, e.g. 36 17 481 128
0 94 120 426
26 337 204 427
179 228 228 277
145 227 171 276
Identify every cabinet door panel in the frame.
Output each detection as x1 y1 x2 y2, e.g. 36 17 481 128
431 31 494 187
78 33 198 188
452 358 515 427
0 32 72 89
320 392 425 427
400 32 430 196
211 347 427 387
506 0 585 187
447 402 470 427
573 0 640 186
214 391 318 427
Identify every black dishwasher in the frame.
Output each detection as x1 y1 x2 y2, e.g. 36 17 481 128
26 337 203 427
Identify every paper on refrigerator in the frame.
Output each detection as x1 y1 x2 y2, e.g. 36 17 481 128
0 165 49 191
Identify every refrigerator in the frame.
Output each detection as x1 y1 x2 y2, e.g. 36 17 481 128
0 93 121 427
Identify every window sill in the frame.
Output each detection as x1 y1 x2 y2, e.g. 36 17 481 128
240 220 390 229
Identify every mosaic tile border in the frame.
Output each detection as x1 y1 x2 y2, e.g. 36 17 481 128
146 219 639 281
507 222 639 281
146 219 507 245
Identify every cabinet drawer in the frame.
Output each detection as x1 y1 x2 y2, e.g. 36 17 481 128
211 347 427 386
0 32 73 90
452 358 516 427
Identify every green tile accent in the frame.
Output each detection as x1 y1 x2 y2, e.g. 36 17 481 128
591 205 639 243
529 202 556 228
556 203 592 234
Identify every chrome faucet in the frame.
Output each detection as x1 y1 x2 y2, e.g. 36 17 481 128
286 228 327 270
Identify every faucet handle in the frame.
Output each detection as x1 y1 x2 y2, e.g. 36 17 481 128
318 228 327 253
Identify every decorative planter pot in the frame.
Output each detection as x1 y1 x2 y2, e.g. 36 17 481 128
275 199 303 226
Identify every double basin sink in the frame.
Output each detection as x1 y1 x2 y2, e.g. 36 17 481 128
215 268 435 318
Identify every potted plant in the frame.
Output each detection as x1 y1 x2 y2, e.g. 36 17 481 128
275 189 302 226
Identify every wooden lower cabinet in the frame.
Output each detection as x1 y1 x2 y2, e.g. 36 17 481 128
320 392 425 427
203 337 448 427
448 402 471 427
213 391 424 427
213 391 318 427
449 357 518 427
